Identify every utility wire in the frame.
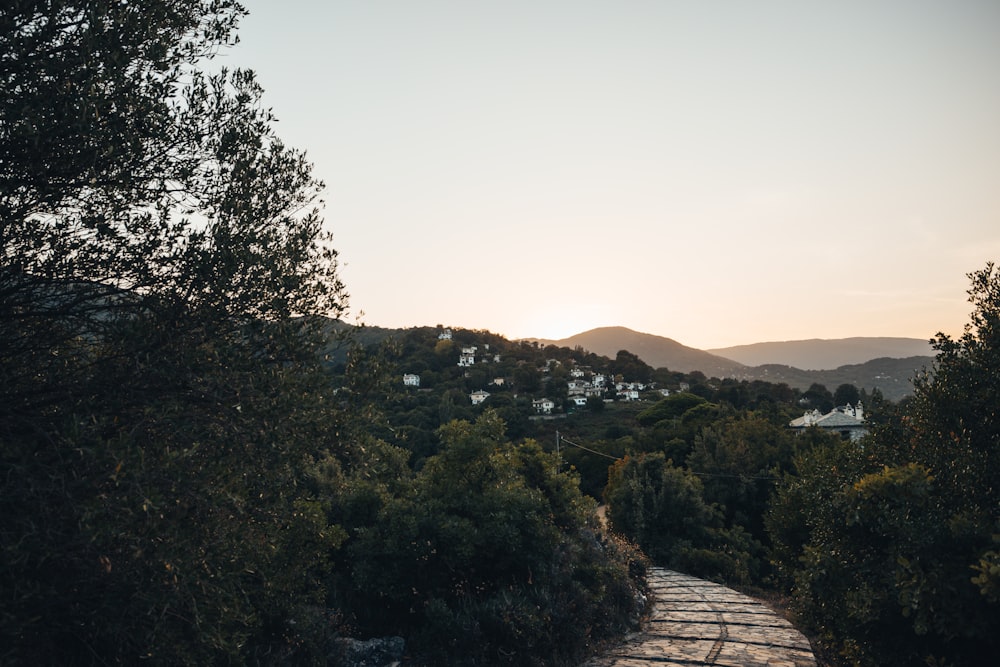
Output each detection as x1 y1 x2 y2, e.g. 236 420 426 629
556 434 622 461
688 471 781 482
556 434 782 481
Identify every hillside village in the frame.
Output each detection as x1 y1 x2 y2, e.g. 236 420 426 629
369 325 877 475
400 327 682 416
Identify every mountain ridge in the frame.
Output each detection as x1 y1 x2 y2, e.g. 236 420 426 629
708 336 934 370
526 326 932 372
526 326 744 376
330 322 934 400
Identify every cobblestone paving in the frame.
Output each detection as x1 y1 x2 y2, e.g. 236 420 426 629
582 568 816 667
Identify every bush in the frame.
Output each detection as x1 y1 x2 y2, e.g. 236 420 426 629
334 411 648 665
766 264 1000 666
603 452 757 586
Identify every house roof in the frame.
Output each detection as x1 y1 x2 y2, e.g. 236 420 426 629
789 409 864 429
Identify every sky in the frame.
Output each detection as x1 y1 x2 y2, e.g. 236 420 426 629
225 1 1000 349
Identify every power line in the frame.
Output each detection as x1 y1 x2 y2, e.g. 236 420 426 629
688 471 781 482
555 433 782 481
556 433 622 461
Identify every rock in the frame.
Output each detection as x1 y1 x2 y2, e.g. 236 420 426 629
330 636 405 667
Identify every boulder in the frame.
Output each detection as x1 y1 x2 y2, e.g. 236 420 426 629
330 636 405 667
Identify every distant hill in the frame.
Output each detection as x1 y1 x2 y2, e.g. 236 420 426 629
708 337 934 370
529 326 746 377
745 357 933 402
324 322 934 401
528 327 933 401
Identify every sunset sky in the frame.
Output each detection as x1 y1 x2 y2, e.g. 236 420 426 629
227 1 999 349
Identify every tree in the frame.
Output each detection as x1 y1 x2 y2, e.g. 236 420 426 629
688 413 797 546
604 452 756 585
636 392 707 426
609 349 652 383
513 363 542 392
2 0 346 415
767 264 1000 666
338 412 647 665
801 383 834 413
833 383 861 408
1 2 352 662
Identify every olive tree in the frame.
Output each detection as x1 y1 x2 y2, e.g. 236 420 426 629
1 2 351 663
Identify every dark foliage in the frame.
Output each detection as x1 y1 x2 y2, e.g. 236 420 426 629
1 2 351 662
767 264 1000 666
330 412 649 666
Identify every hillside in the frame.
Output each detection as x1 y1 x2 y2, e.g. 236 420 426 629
526 327 932 401
529 326 746 377
744 356 933 402
708 337 933 370
324 323 932 401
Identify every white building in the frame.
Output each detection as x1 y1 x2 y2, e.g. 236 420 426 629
470 390 491 405
458 346 477 367
789 403 867 441
532 398 555 414
402 373 420 387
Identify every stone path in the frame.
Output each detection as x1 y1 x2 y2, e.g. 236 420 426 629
582 568 815 667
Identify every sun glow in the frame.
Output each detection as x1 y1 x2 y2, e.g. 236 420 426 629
511 305 616 342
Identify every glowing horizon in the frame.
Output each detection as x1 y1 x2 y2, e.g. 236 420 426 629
228 1 998 350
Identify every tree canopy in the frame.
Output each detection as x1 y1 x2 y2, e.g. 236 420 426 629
1 4 654 664
1 2 351 662
767 263 1000 666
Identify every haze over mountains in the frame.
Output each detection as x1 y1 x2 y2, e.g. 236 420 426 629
527 327 935 401
529 326 934 372
529 327 743 377
708 337 935 370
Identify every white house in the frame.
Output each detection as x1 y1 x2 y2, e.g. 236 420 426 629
571 396 588 408
617 389 640 401
789 403 867 441
567 380 589 395
616 381 646 392
458 346 477 367
402 373 420 387
532 398 555 414
470 390 490 405
438 328 453 340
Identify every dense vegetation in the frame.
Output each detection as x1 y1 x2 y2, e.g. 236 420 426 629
0 2 644 664
765 264 1000 666
4 3 997 666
